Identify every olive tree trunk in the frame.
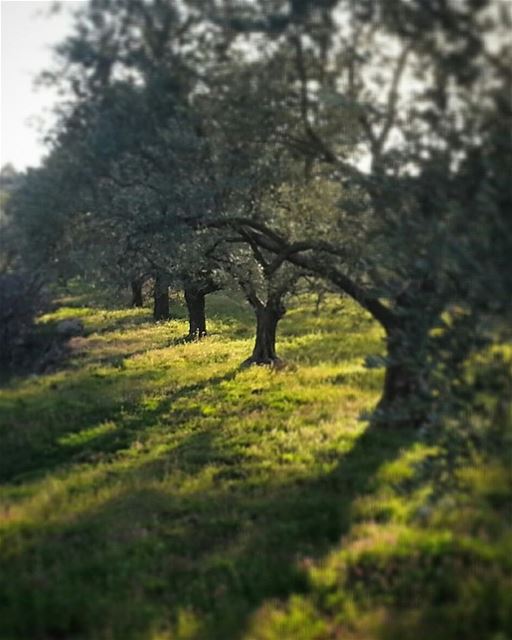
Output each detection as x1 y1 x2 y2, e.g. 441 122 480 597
184 287 207 339
153 272 170 321
243 297 286 366
375 320 432 427
131 278 144 308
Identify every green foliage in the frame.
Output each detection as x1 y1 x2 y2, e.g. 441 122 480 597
1 293 510 639
6 0 509 427
2 2 511 633
0 272 48 373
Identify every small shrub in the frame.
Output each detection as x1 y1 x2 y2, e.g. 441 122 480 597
0 272 46 371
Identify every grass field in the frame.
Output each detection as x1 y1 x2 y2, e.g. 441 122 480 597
1 290 511 640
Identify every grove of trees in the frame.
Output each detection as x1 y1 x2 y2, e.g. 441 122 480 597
2 0 511 427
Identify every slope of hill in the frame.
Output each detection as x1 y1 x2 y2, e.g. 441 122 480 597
1 292 510 640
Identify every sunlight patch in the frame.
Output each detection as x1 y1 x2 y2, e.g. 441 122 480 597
57 421 117 447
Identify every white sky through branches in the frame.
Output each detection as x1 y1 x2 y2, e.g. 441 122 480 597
0 0 83 170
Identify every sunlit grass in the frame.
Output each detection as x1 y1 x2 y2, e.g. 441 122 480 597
1 291 510 639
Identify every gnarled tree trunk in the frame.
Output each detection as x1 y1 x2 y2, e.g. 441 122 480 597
153 272 170 321
184 287 207 339
376 279 441 426
243 297 286 366
182 277 220 340
376 321 431 427
131 278 143 308
380 334 419 402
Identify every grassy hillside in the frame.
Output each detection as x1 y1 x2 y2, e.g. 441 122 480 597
0 292 510 640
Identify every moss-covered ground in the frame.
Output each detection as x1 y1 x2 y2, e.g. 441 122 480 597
1 290 510 639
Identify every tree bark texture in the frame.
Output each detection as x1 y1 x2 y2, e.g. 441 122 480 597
244 298 286 366
376 325 430 427
184 287 207 339
131 278 144 308
153 272 170 321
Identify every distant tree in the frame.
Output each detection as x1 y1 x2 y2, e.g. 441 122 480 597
0 164 22 196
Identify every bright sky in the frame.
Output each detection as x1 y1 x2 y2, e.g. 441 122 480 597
0 0 84 171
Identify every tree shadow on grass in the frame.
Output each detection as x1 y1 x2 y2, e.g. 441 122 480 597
0 367 240 485
67 338 168 368
0 405 417 640
1 295 413 638
2 304 188 386
280 330 384 366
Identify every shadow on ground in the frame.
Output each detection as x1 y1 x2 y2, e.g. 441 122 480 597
0 383 414 640
0 293 409 640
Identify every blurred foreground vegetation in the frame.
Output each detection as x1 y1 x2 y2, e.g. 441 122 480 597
1 290 510 640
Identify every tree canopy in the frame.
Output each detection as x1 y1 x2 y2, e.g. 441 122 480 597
4 0 511 420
